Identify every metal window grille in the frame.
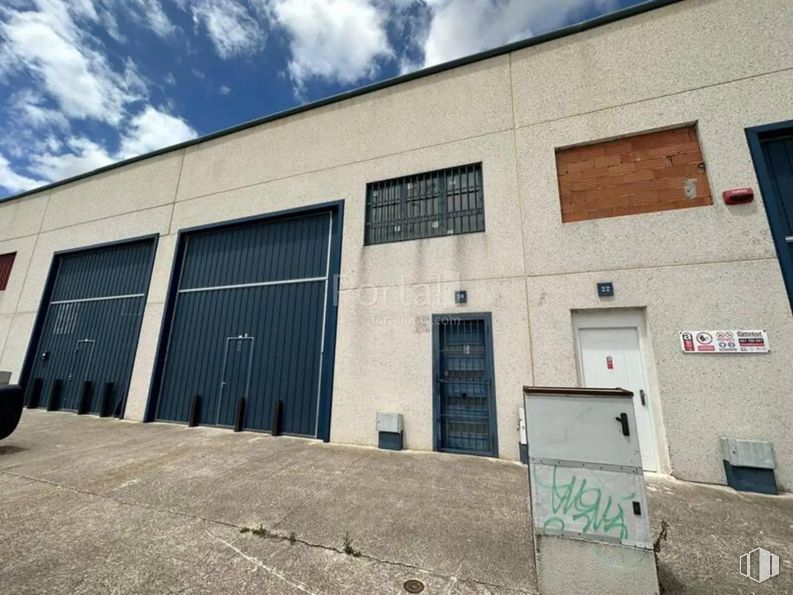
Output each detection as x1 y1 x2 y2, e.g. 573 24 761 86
364 163 485 245
0 252 16 290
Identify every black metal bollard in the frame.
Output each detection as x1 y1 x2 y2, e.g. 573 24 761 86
188 394 201 427
26 377 43 409
47 379 63 411
272 399 283 436
77 381 93 415
99 382 114 418
233 398 246 432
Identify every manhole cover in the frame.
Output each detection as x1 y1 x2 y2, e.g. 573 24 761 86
403 579 425 594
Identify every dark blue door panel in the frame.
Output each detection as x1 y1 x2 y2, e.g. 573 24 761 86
155 210 336 437
433 314 498 457
748 125 793 310
218 335 254 426
25 239 155 415
762 136 793 237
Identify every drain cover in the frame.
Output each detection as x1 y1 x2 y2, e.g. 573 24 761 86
403 579 425 593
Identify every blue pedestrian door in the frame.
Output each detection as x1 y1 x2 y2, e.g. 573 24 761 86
218 335 254 426
433 314 498 457
751 127 793 310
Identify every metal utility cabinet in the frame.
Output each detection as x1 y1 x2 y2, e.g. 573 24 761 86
523 386 658 595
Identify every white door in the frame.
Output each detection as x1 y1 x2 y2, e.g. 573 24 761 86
574 312 658 471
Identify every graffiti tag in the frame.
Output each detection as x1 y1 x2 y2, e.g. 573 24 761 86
533 465 634 540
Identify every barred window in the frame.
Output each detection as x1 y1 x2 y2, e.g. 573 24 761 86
364 163 485 245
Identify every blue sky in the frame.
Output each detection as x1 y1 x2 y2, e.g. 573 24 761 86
0 0 646 199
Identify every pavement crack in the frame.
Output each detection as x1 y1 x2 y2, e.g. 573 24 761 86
441 560 465 595
233 530 534 593
206 530 321 595
0 469 242 530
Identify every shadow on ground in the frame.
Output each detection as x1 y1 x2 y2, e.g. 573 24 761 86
0 444 26 456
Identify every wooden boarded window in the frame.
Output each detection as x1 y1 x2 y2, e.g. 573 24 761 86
556 126 712 222
0 252 15 290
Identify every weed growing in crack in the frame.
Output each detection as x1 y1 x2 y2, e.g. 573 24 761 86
342 532 361 557
239 524 271 537
239 524 299 547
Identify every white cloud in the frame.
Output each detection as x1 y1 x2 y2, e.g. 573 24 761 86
129 0 177 38
71 0 126 42
10 90 70 130
219 85 231 95
0 0 144 123
29 136 114 181
0 155 45 193
118 106 197 159
265 0 393 90
68 0 176 41
24 106 194 180
0 2 197 195
183 0 265 59
417 0 618 66
23 106 196 182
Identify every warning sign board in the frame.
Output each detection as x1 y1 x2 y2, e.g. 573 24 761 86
680 330 770 353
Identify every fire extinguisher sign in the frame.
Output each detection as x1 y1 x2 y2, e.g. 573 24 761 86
679 330 770 353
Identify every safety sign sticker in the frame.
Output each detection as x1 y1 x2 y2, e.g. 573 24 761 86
680 330 770 353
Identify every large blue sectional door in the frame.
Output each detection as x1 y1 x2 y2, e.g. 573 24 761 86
25 239 155 416
155 210 336 437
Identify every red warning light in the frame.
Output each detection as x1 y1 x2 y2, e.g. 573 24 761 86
722 188 754 205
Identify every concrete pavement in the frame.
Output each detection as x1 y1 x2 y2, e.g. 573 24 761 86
1 410 791 594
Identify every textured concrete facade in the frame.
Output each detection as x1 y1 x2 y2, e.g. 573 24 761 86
1 0 791 488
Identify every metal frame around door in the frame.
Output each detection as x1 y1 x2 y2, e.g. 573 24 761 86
432 312 499 457
217 335 255 425
746 120 793 312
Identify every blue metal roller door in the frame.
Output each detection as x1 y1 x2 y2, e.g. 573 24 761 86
24 239 156 415
154 209 338 437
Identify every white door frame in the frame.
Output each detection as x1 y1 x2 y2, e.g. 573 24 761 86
572 308 665 472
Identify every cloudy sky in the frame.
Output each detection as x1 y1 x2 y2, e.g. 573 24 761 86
0 0 644 199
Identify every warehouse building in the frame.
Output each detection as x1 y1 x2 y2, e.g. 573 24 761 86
1 0 791 489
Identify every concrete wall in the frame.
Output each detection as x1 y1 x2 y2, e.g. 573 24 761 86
512 0 793 487
0 0 791 488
